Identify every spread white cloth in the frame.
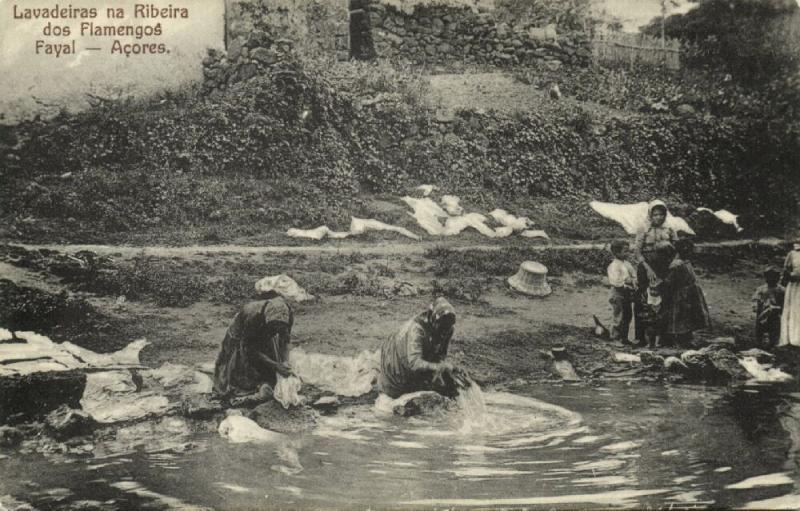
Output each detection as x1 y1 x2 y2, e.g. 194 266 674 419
287 217 419 241
590 201 695 235
401 197 548 239
696 207 743 232
0 329 147 377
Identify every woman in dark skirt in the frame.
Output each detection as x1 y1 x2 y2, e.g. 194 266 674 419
662 239 711 347
213 290 295 398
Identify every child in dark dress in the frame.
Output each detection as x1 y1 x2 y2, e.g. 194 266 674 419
752 266 785 348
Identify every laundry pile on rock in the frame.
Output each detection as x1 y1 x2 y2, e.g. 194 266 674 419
286 186 549 241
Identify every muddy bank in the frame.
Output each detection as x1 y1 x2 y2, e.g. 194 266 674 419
0 241 782 373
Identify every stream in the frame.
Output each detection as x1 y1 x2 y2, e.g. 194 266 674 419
2 381 800 509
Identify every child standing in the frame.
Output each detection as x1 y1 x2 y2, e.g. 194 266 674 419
780 238 800 347
752 267 785 348
662 239 711 347
607 240 637 343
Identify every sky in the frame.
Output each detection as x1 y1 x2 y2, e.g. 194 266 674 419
594 0 698 32
0 0 224 121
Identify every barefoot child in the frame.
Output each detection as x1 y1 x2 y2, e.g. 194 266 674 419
663 239 711 347
607 240 637 342
753 267 785 348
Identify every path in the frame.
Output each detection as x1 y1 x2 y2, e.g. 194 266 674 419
2 238 779 259
427 72 631 119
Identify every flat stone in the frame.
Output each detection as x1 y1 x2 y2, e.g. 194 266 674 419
246 401 317 434
553 360 580 381
640 351 665 368
45 405 96 440
664 356 689 373
392 391 450 417
739 348 774 364
310 396 339 415
0 370 86 423
706 348 749 381
250 47 278 65
0 425 24 447
227 37 244 60
180 395 224 419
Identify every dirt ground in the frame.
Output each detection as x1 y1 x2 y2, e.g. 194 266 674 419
0 242 766 388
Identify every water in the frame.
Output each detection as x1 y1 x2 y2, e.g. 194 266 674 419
3 382 800 509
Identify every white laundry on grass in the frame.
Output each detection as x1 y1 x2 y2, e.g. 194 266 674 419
400 197 545 239
288 187 548 241
287 217 419 241
589 201 696 236
696 207 743 232
441 195 464 216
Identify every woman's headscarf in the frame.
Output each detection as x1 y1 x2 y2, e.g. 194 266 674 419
648 199 668 219
263 296 293 329
430 297 455 328
425 297 456 356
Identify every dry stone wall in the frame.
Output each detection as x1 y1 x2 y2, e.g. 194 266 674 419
202 0 347 96
366 2 592 68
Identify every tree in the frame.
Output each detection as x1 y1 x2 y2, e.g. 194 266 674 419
642 0 800 81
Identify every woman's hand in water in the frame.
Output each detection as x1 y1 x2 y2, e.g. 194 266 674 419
431 361 455 385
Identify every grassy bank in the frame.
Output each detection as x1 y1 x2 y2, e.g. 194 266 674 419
1 57 797 245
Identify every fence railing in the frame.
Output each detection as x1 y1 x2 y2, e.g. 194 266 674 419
592 33 681 70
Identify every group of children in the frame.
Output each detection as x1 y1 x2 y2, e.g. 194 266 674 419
606 200 800 350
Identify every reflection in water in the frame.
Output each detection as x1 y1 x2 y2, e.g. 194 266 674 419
2 382 800 509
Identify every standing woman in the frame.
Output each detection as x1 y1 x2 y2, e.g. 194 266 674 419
780 237 800 347
633 200 678 344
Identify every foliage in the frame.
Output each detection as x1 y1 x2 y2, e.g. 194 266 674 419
495 0 592 30
431 277 488 303
642 0 800 81
2 49 798 242
0 280 95 333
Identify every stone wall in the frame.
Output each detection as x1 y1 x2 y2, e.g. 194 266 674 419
228 0 349 59
203 0 347 96
202 33 294 96
366 2 592 68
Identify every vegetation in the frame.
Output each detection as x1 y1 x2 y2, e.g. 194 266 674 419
643 0 800 82
2 16 798 244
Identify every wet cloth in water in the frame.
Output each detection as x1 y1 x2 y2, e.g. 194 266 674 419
213 295 293 397
379 298 455 398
